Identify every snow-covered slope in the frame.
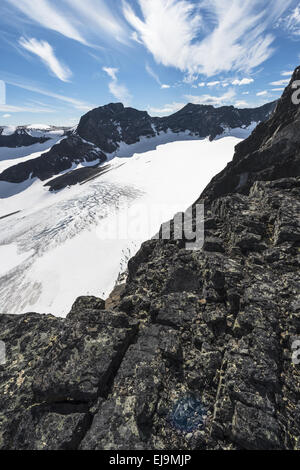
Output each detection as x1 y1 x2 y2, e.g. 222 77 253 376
0 131 65 173
0 136 242 317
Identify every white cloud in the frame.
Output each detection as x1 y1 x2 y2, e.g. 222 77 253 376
232 78 254 86
131 31 143 44
2 114 11 118
281 70 293 76
235 100 248 107
19 37 72 82
185 89 236 106
198 82 206 87
207 81 221 87
0 104 55 113
272 87 284 91
183 74 199 84
103 67 131 104
149 102 185 116
145 63 162 86
242 91 250 95
281 5 300 36
103 67 118 81
6 0 128 46
145 64 170 89
123 0 292 77
7 0 86 44
270 79 290 86
256 90 268 96
1 72 94 111
64 0 128 44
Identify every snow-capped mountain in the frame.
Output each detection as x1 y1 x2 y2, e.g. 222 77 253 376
0 124 71 148
0 101 276 316
0 101 276 186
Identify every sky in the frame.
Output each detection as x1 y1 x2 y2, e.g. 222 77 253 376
0 0 300 126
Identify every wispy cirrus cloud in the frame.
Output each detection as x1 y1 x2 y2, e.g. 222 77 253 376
270 78 290 86
280 4 300 36
0 72 94 111
0 103 56 113
145 64 170 89
4 0 128 47
19 37 72 82
103 67 131 105
123 0 293 77
6 0 86 44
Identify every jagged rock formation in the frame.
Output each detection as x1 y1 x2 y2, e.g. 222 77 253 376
76 103 156 154
77 101 276 153
44 164 111 192
0 70 299 450
0 101 275 186
200 73 300 201
0 136 106 183
0 128 49 148
155 101 276 141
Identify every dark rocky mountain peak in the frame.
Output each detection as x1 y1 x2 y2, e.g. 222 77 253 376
76 102 155 153
157 101 277 140
0 128 49 148
199 68 300 202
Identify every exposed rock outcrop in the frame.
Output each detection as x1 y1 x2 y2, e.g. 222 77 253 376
200 68 300 202
76 101 276 153
0 70 299 450
0 128 49 148
0 136 106 183
156 101 276 141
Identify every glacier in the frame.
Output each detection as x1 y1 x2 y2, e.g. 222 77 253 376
0 134 247 317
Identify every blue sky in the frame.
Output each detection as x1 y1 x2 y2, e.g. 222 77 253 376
0 0 300 126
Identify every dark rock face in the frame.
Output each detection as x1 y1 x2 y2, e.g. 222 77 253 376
0 129 49 148
0 136 106 183
200 68 300 202
0 308 138 450
77 103 156 154
0 69 299 450
156 101 276 140
115 176 300 450
76 101 276 153
44 164 111 192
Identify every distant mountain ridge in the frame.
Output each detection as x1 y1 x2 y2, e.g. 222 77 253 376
0 125 70 148
76 101 277 153
0 101 276 186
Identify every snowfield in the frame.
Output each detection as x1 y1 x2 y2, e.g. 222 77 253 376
0 135 244 317
0 130 65 173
